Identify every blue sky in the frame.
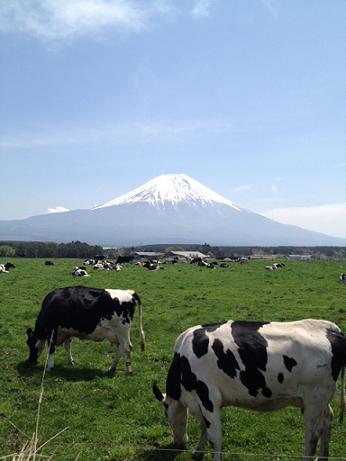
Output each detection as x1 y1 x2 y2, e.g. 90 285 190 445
1 0 345 238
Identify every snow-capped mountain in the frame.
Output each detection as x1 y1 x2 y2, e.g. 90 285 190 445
0 173 345 246
94 174 240 210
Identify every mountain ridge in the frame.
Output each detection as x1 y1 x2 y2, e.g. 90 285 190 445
0 174 345 246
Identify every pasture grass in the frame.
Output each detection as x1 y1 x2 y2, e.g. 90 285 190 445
0 258 345 460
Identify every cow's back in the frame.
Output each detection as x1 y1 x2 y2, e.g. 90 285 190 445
35 286 123 336
173 319 343 410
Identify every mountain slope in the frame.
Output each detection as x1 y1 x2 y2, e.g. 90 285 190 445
0 174 345 246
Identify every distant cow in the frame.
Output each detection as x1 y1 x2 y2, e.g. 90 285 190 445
93 262 105 270
265 265 275 271
153 319 346 461
0 262 15 273
273 262 285 269
45 260 54 266
26 286 145 374
84 258 95 265
116 255 134 264
143 261 159 271
72 267 89 277
340 273 346 283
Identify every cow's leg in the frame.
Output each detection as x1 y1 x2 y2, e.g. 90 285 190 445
64 338 74 365
317 404 333 461
199 406 222 461
189 404 208 460
206 410 222 461
303 403 326 461
124 333 133 375
46 331 56 371
192 423 207 461
109 341 121 373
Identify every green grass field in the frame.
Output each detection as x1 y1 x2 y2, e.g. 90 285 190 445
0 258 345 460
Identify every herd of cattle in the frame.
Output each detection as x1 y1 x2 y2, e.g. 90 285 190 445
1 258 346 459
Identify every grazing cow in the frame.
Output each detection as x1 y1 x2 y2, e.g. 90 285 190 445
339 273 346 283
153 319 346 461
72 266 89 277
45 260 54 266
26 286 145 374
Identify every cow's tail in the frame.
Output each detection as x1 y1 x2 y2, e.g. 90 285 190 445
133 292 145 351
340 366 345 423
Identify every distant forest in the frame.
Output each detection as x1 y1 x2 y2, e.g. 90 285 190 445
0 241 103 258
0 241 345 259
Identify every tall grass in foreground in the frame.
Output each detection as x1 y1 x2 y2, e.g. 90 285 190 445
4 331 69 461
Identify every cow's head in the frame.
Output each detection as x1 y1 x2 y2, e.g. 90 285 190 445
152 383 188 448
26 328 45 364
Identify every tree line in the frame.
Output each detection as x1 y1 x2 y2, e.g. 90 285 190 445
0 241 345 259
0 241 103 258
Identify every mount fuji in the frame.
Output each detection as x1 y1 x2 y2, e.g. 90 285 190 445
1 174 345 246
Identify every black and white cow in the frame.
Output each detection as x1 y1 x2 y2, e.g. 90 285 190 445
339 273 346 283
0 262 15 272
153 319 346 461
273 262 285 269
72 266 89 277
26 286 145 374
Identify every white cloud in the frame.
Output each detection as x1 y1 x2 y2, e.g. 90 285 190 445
47 206 70 213
262 203 346 239
191 0 217 18
0 0 156 41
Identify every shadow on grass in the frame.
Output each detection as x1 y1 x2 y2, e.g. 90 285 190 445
136 443 183 461
16 361 110 381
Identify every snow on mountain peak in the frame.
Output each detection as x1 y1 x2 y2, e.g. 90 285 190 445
94 174 241 210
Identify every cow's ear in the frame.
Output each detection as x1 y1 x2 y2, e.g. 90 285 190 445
152 383 164 402
27 328 33 338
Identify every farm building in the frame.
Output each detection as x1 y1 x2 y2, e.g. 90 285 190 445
133 251 165 260
286 254 313 261
165 250 208 261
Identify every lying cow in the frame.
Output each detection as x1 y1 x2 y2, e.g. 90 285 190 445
153 319 346 461
72 266 89 277
143 261 160 271
0 262 15 272
26 286 145 374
